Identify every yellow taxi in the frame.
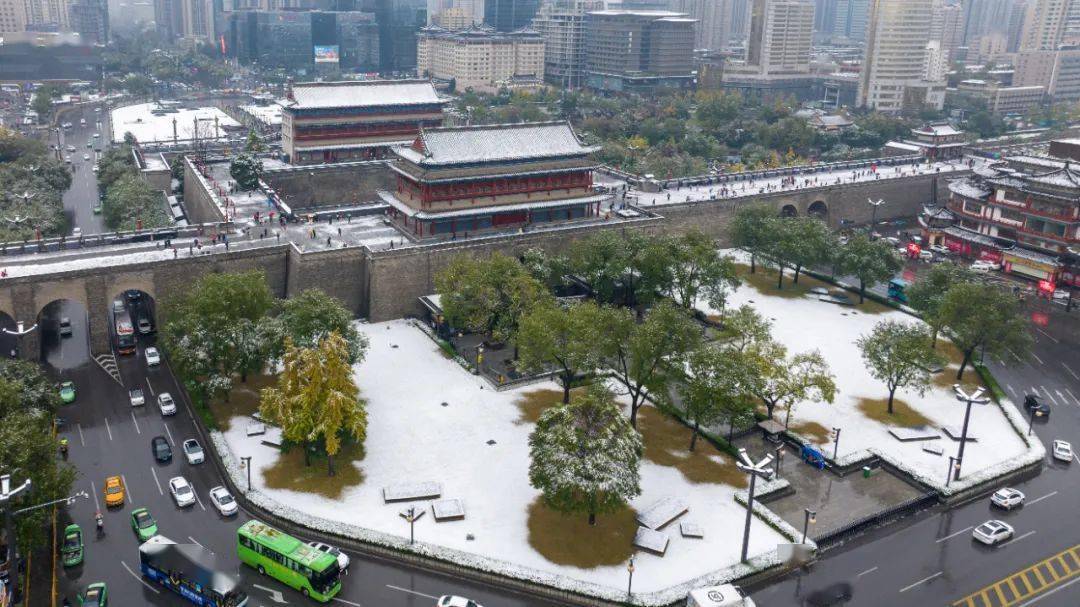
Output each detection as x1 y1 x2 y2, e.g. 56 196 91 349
103 475 125 508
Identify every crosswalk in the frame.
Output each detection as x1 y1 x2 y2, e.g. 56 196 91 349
952 544 1080 607
93 353 122 385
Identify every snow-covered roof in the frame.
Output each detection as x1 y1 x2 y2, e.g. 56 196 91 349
942 226 1002 248
1003 247 1060 265
394 122 600 167
1026 165 1080 189
285 80 444 110
948 178 992 200
913 123 962 137
885 141 921 152
921 205 956 221
378 190 607 219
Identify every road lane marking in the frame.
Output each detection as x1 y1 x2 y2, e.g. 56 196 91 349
1061 363 1079 380
1006 383 1016 396
333 598 364 606
193 486 207 511
1003 530 1037 548
121 560 159 593
385 585 438 599
90 480 100 511
900 571 943 592
1017 576 1080 606
103 416 112 441
936 526 973 543
150 467 163 495
1030 352 1045 365
163 423 175 446
77 422 85 446
146 377 156 396
858 566 879 577
1064 388 1080 406
122 474 133 504
1041 388 1059 406
1035 328 1058 343
131 410 141 434
187 536 203 547
1028 491 1058 506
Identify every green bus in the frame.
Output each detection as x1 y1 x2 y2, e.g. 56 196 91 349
236 520 341 602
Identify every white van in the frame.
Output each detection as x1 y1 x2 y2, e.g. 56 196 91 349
687 585 756 607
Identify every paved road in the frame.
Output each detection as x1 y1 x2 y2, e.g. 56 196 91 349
48 301 559 607
54 106 108 236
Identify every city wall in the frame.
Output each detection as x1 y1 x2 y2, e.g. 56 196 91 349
263 161 395 211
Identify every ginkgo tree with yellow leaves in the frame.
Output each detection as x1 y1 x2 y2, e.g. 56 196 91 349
259 332 367 477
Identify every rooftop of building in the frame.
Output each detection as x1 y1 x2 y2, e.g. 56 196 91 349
418 24 542 38
912 122 963 137
394 122 600 167
284 80 444 111
586 9 689 18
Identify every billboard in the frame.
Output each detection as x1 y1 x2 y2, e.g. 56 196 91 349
314 45 340 63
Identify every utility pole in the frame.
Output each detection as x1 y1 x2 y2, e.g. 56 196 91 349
1 474 31 597
867 198 885 238
952 385 990 481
736 448 774 563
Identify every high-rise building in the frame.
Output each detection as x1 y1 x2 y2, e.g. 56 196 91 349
226 10 379 69
962 0 1014 45
743 0 814 73
154 0 181 38
375 0 426 73
483 0 537 30
1019 0 1072 51
1007 0 1030 51
416 24 545 92
25 0 68 28
584 9 697 93
832 0 867 42
930 0 962 62
1065 0 1080 43
68 0 108 42
180 0 213 39
426 0 450 23
0 0 27 33
532 0 603 87
814 0 836 35
1015 47 1080 100
858 0 944 112
671 0 736 51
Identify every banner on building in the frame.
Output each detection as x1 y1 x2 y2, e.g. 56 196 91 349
314 46 340 63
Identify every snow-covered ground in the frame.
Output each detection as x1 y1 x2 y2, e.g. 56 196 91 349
217 320 794 601
240 103 283 126
110 102 240 144
701 251 1042 492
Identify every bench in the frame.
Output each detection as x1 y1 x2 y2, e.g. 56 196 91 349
431 499 465 522
382 482 443 503
888 428 940 442
636 497 689 530
633 527 670 555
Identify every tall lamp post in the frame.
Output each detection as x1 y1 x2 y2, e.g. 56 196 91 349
946 456 959 487
832 427 841 461
952 385 990 481
1027 408 1044 436
626 556 635 597
240 456 252 491
801 508 817 544
867 198 885 238
736 448 774 563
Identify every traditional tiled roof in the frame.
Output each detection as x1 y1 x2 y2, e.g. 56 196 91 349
1003 247 1061 265
913 122 962 137
922 205 956 221
1026 165 1080 188
285 80 444 110
395 122 600 167
948 178 992 200
942 226 1002 248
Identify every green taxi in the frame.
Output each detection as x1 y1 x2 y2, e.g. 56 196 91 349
61 523 83 567
59 381 76 404
130 507 158 542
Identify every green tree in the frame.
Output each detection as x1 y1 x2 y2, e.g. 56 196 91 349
769 217 834 287
31 90 53 122
906 263 975 348
747 340 836 425
721 304 773 352
435 253 552 345
681 344 756 448
695 91 742 131
528 385 643 525
729 205 777 273
268 289 368 365
517 301 608 403
603 301 701 428
0 359 62 416
103 173 169 230
664 231 740 309
170 154 186 192
568 231 670 310
835 234 903 303
938 282 1032 380
857 320 945 414
230 153 263 190
260 333 366 476
244 129 266 153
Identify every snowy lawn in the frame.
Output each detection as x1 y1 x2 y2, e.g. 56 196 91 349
701 251 1041 492
217 319 793 599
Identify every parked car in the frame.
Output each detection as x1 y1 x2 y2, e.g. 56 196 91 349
59 317 72 336
182 439 204 465
82 154 90 161
168 476 196 508
129 388 145 407
103 475 125 508
111 300 124 314
208 486 238 516
1052 440 1073 462
990 488 1025 510
151 436 172 462
137 317 153 334
930 244 950 255
971 260 998 273
918 250 934 262
72 227 82 238
144 346 161 366
80 582 108 606
65 145 75 152
437 597 483 607
1023 394 1051 417
157 392 176 416
130 507 158 542
306 541 349 572
973 520 1014 545
61 523 84 567
60 381 76 404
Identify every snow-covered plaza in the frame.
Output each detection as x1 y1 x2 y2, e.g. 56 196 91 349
110 102 240 144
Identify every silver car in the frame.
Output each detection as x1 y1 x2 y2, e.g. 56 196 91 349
973 520 1014 545
990 488 1025 510
169 476 196 507
209 486 238 516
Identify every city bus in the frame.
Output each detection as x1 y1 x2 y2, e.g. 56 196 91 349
237 520 341 602
139 535 248 607
114 309 135 354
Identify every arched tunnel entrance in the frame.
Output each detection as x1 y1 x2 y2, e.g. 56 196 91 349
37 299 91 370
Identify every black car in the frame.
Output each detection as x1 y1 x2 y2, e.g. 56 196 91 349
151 436 172 462
126 290 142 303
1023 394 1051 417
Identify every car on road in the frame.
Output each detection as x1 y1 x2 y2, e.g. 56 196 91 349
59 381 76 404
157 392 177 416
61 523 84 567
72 227 82 238
973 520 1014 545
93 131 100 136
990 488 1025 510
103 475 125 508
1052 440 1073 462
80 582 108 606
137 317 153 334
59 316 72 336
930 244 950 256
65 156 72 164
437 596 483 607
95 107 101 113
86 140 93 148
168 476 196 508
130 508 158 542
65 145 75 152
92 201 102 214
129 387 145 407
971 260 998 273
1023 394 1051 417
918 250 933 262
182 438 204 465
80 118 86 126
306 541 349 572
111 300 124 314
145 346 161 366
82 154 90 161
151 436 172 462
208 486 238 516
126 290 142 303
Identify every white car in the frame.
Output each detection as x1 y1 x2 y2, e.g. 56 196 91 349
72 227 81 238
437 597 483 607
145 346 161 366
1052 440 1073 462
973 520 1014 545
157 392 177 416
168 476 196 507
930 244 950 255
182 439 204 464
306 541 349 572
209 486 238 516
93 132 100 137
918 250 933 262
129 388 145 407
82 154 90 161
971 260 998 273
990 488 1025 510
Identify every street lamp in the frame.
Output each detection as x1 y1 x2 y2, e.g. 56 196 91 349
773 445 784 480
801 508 816 544
867 198 885 238
401 506 423 544
1027 407 1044 436
736 448 774 563
832 427 841 461
475 344 484 375
952 385 990 482
1 473 31 597
626 556 635 596
240 456 252 491
2 321 38 359
946 456 959 487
